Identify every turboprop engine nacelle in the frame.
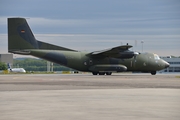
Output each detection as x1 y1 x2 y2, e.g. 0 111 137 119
117 51 139 59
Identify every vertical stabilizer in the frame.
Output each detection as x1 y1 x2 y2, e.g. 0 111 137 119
8 18 77 52
7 63 12 71
7 63 11 69
8 18 39 52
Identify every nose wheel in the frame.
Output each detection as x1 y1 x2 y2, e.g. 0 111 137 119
151 71 156 75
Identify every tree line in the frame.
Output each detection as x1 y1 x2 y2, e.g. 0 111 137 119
0 62 7 70
13 58 72 71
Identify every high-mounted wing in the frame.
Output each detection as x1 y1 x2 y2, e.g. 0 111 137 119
90 45 137 59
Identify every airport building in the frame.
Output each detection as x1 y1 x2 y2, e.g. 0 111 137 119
159 57 180 73
0 54 13 64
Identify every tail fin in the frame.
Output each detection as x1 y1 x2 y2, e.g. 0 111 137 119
8 18 39 51
7 63 12 71
7 63 11 69
8 18 76 52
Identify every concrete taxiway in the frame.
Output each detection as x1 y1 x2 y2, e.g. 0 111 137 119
0 73 180 120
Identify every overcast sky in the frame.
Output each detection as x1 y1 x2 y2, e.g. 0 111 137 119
0 0 180 56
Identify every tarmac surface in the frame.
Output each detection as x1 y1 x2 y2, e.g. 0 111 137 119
0 73 180 120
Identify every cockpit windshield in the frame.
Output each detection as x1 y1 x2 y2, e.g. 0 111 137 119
154 54 160 60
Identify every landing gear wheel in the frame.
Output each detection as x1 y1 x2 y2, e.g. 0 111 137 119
106 72 112 75
92 72 98 75
151 71 156 75
99 72 105 75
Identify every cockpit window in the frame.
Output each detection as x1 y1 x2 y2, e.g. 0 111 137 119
154 54 160 60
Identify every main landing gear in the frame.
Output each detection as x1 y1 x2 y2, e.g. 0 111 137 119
151 71 156 75
92 72 112 75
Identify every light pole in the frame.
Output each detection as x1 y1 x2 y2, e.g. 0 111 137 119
141 40 144 52
135 40 137 51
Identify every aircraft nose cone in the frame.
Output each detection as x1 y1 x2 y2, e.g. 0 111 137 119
165 62 170 68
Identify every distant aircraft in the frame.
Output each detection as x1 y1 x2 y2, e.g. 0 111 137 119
8 63 26 73
7 18 169 75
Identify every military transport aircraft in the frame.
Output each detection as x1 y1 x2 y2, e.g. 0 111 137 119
8 18 169 75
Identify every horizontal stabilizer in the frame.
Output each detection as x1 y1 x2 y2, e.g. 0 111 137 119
37 41 76 51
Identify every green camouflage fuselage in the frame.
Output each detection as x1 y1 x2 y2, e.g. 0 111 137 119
8 18 169 75
22 49 166 72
